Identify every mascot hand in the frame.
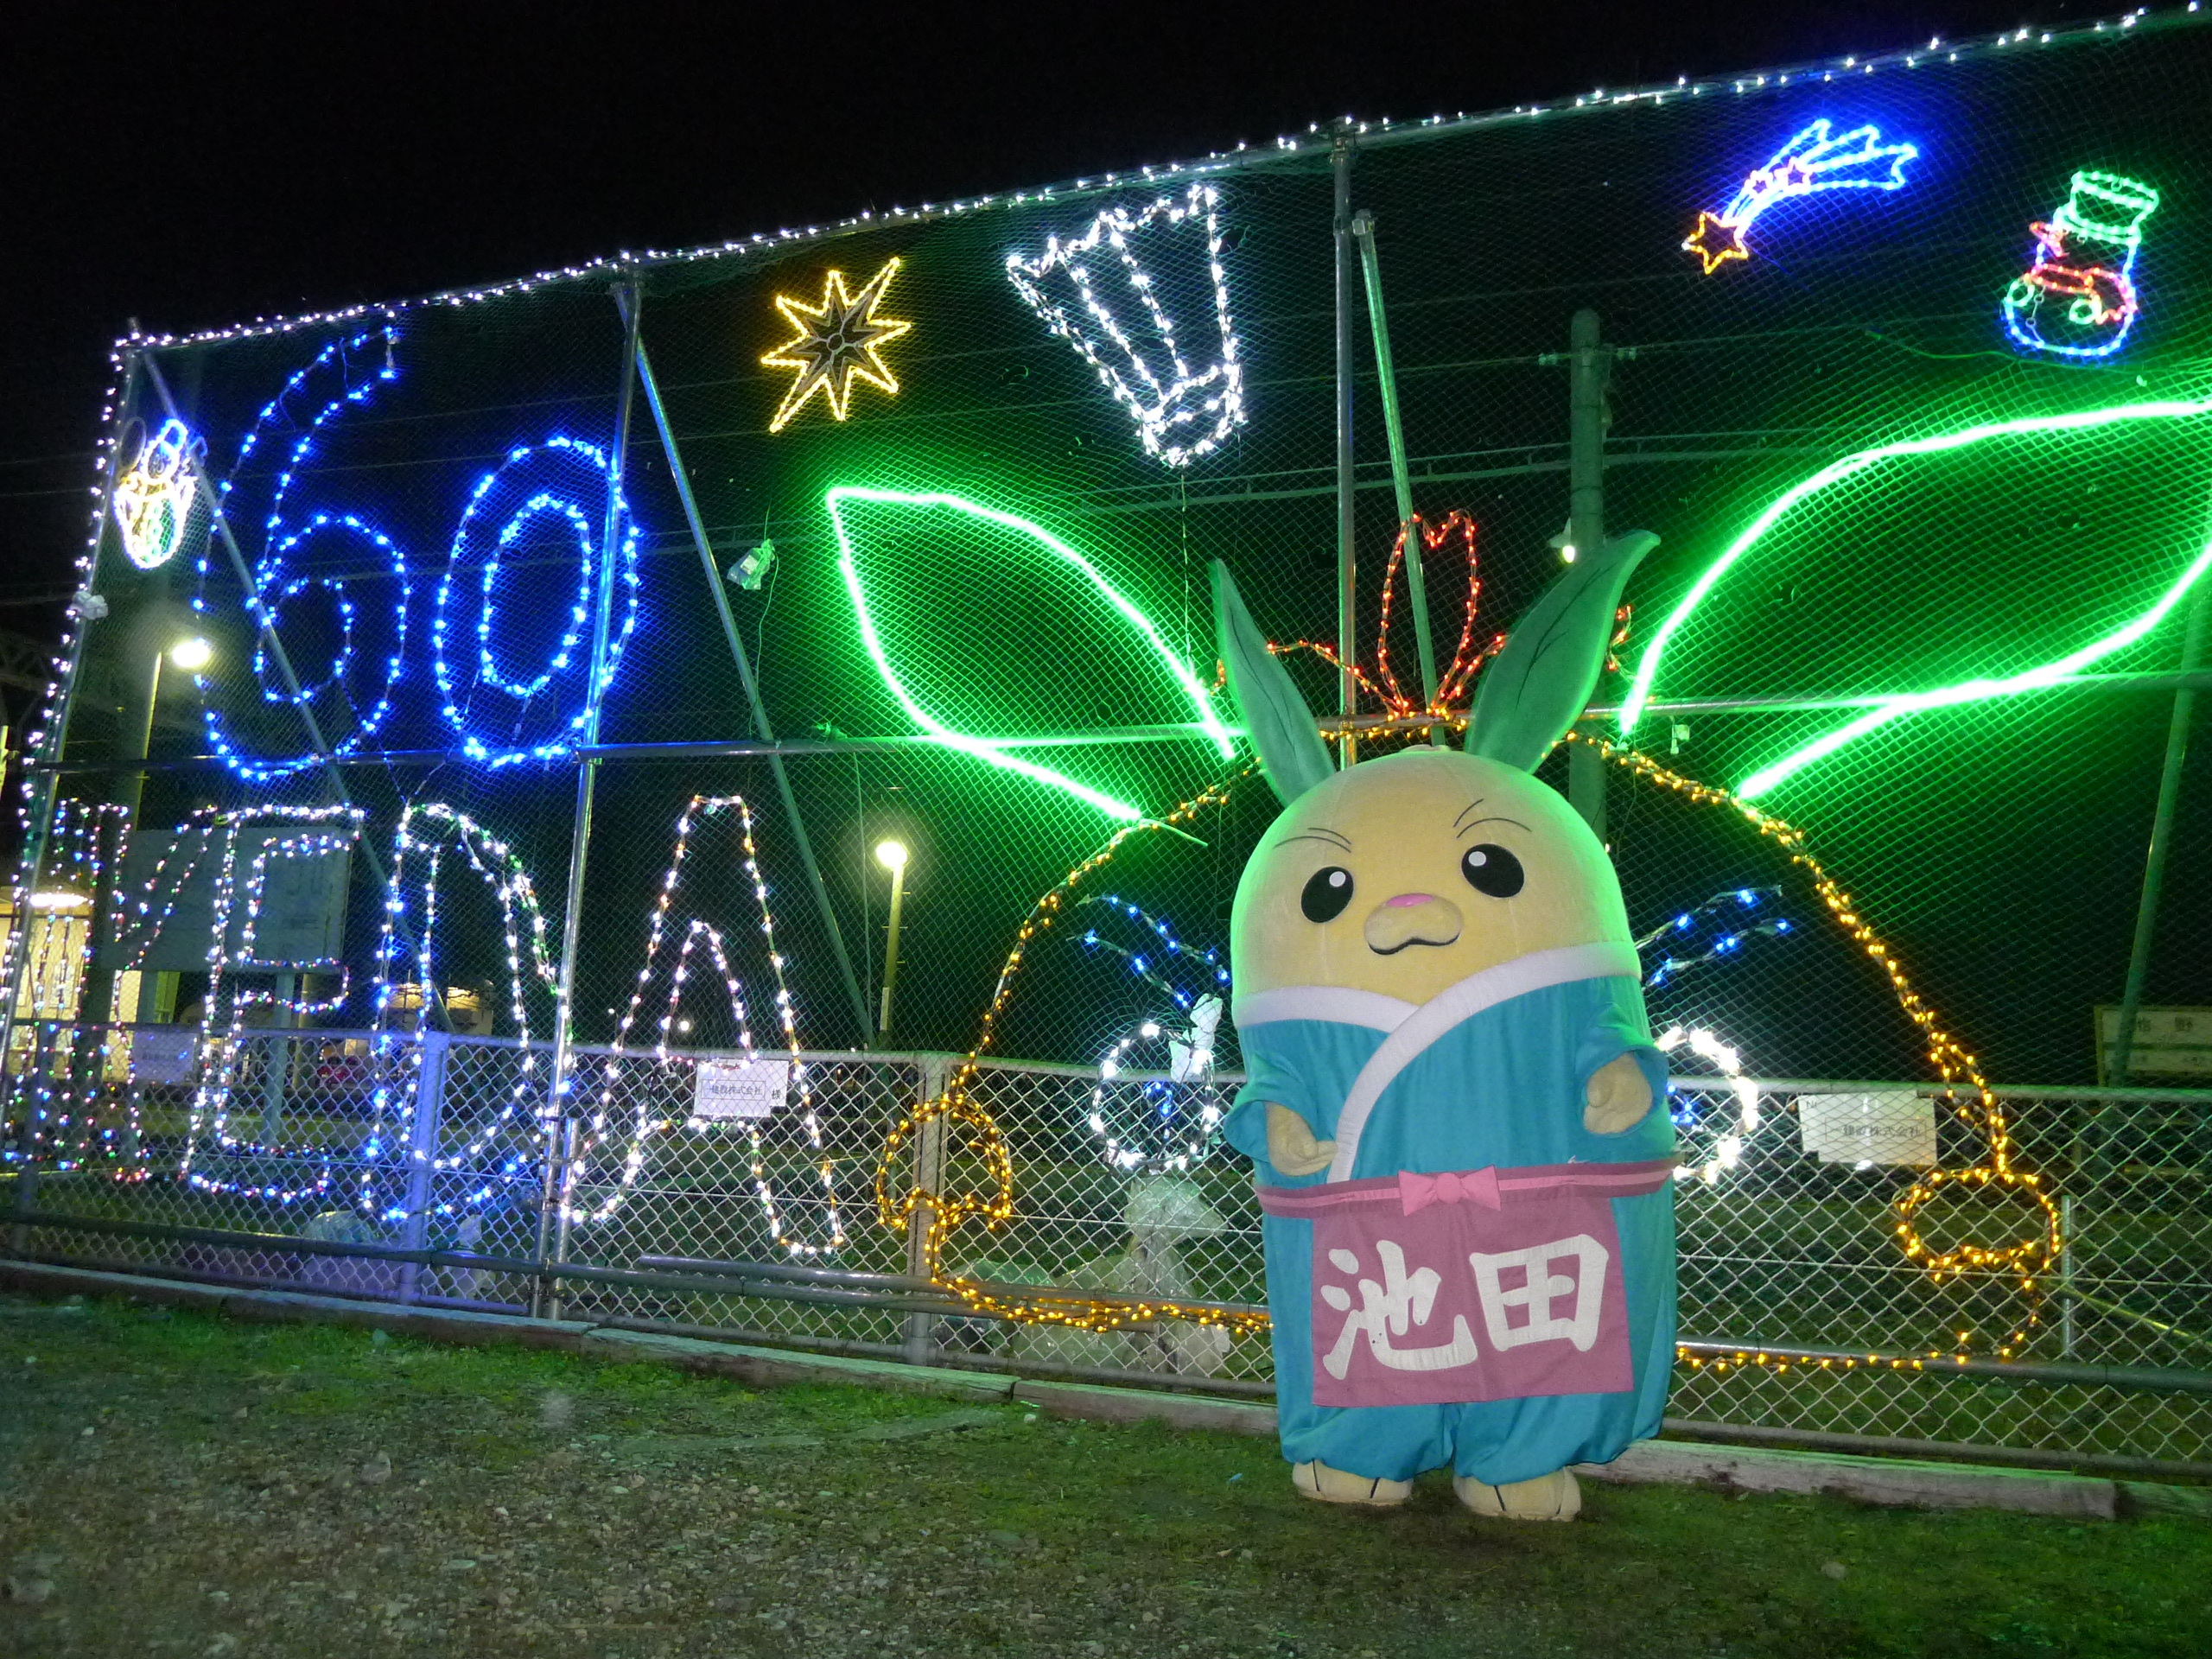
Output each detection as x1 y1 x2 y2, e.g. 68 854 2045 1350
1583 1053 1653 1135
1267 1103 1337 1177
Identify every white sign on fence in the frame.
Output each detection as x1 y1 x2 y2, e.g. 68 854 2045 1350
128 1028 199 1085
691 1058 790 1122
2094 1005 2212 1081
1796 1091 1938 1166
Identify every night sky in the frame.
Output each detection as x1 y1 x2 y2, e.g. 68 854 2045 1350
0 1 2082 624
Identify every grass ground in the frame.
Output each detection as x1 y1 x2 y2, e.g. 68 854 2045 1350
1 1290 2207 1659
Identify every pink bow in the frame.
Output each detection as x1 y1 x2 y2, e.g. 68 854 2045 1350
1397 1166 1501 1215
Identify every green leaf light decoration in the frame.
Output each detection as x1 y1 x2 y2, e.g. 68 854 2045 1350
1617 395 2212 800
826 486 1236 821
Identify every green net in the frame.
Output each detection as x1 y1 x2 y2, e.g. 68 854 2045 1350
35 10 2212 1098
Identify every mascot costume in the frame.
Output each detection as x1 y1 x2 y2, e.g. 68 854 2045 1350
1213 531 1676 1522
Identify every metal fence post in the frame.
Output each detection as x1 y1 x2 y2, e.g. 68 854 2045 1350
2108 581 2209 1083
397 1030 450 1304
7 1156 36 1258
1332 131 1358 765
1567 308 1611 840
2060 1192 2078 1359
1350 208 1439 728
623 308 876 1047
537 272 645 1310
903 1054 950 1364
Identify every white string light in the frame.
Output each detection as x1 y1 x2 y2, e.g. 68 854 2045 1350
2 799 130 1169
179 806 366 1202
1005 182 1244 467
581 795 839 1249
365 803 560 1221
1656 1024 1764 1185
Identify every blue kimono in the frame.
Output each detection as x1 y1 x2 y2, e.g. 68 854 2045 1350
1224 941 1676 1487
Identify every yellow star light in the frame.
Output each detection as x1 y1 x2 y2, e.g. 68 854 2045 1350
1681 211 1751 276
760 257 913 433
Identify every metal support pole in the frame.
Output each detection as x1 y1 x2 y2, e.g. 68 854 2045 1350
2108 581 2209 1084
878 858 906 1039
903 1054 950 1363
1567 308 1611 840
1350 209 1439 735
396 1029 449 1304
257 973 295 1145
620 302 874 1044
0 359 137 1090
1332 135 1358 766
70 603 173 1091
536 275 645 1319
141 353 408 931
2060 1193 2078 1359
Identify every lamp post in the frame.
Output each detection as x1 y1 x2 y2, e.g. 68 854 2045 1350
875 839 909 1043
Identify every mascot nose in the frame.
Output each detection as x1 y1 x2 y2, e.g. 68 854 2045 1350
1363 893 1464 955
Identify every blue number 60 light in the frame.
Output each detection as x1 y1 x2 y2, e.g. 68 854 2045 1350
431 435 641 766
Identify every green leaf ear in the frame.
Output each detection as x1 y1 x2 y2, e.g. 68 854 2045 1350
1211 560 1333 806
1464 530 1658 772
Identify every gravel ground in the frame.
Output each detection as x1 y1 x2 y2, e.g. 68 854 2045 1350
2 1291 2207 1658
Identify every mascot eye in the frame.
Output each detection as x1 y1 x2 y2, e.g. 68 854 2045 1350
1300 866 1355 922
1460 843 1525 899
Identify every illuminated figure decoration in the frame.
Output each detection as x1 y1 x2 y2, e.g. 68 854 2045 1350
760 257 912 431
1075 894 1234 1173
1655 1026 1761 1186
111 418 201 570
825 485 1234 820
1006 181 1244 468
1211 527 1675 1522
1618 394 2212 799
2000 169 2161 358
1682 118 1919 274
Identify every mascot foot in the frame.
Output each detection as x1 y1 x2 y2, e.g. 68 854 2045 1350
1292 1460 1411 1508
1454 1468 1580 1522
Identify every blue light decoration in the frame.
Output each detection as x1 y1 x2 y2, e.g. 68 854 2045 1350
1682 118 1920 274
2000 169 2162 359
1635 887 1795 1186
1637 885 1793 991
1074 894 1233 1173
431 436 642 766
194 327 646 778
194 328 409 782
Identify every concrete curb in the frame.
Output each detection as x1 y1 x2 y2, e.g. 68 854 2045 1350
0 1259 2178 1520
1576 1435 2118 1519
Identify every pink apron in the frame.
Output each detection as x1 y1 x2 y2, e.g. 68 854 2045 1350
1257 1160 1673 1410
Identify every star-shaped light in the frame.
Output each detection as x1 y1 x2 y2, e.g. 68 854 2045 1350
760 257 912 433
1681 211 1750 275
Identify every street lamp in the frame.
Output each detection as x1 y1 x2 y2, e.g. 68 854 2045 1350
875 839 909 1041
168 635 213 671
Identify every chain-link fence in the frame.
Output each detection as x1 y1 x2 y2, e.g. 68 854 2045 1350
5 1025 2208 1470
